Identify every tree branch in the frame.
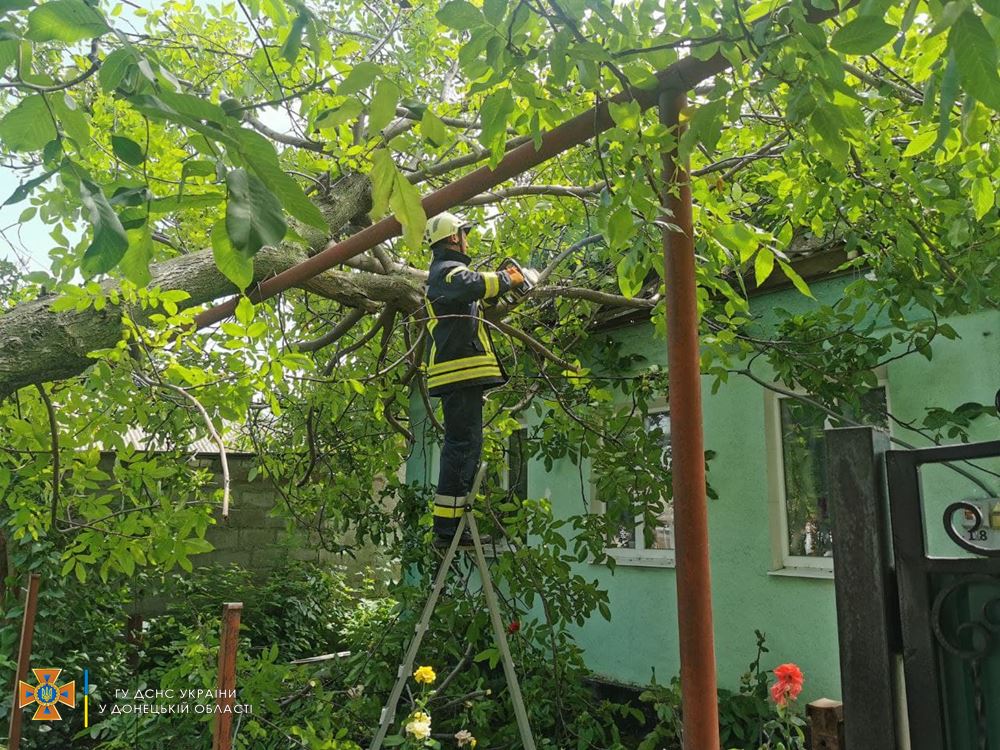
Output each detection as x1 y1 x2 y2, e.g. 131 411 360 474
295 308 368 353
140 375 233 519
526 285 656 308
462 184 603 206
34 383 59 529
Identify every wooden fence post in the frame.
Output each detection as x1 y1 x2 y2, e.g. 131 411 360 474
8 573 41 750
825 426 898 749
808 698 845 750
211 602 242 750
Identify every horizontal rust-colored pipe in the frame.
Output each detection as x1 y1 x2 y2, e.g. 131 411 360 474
193 0 854 330
193 60 727 329
194 2 853 331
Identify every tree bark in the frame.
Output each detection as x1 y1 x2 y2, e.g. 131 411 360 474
0 243 422 400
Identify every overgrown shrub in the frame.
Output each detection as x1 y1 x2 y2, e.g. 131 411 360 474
638 631 807 750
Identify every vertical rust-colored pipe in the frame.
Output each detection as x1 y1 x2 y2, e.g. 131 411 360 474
659 89 720 750
211 602 243 750
8 573 41 750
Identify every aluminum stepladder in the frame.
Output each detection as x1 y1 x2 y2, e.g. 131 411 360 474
369 464 537 750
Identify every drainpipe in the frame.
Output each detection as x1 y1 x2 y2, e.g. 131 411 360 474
660 89 720 750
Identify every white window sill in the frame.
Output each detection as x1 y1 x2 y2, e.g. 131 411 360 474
594 549 676 568
768 566 834 580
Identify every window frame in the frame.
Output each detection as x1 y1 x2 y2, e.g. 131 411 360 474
765 372 890 576
590 398 676 569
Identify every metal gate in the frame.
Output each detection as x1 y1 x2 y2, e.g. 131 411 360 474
886 439 1000 750
826 428 1000 750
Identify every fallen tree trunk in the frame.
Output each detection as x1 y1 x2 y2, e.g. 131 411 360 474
0 242 424 399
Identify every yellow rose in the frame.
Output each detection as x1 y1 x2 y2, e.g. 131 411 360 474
405 711 431 740
413 665 437 684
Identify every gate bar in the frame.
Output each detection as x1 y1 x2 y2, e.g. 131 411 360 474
660 89 720 750
212 602 243 750
7 572 41 750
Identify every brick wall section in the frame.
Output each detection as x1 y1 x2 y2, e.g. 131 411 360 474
100 452 398 615
193 454 334 570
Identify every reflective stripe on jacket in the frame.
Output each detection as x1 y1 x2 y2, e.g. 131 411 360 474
425 247 513 396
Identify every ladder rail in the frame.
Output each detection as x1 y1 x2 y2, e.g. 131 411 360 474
368 514 467 750
369 464 489 750
467 510 538 750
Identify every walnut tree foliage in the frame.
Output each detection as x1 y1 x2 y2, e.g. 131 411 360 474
0 0 995 634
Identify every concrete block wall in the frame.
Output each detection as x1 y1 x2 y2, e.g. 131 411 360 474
194 454 335 570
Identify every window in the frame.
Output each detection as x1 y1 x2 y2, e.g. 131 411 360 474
593 404 675 567
767 383 889 573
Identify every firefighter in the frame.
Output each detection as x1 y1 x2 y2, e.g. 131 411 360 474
423 212 525 546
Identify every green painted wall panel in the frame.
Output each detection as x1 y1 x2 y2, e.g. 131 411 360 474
407 273 999 704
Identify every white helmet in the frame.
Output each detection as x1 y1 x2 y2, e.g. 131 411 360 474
424 212 471 246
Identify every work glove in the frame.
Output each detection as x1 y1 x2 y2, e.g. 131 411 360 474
506 266 525 287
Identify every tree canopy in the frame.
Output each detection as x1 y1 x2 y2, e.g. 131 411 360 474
0 0 996 589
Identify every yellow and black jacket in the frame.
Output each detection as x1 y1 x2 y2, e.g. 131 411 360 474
425 247 513 396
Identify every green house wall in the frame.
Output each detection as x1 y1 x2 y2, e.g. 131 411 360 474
407 275 999 702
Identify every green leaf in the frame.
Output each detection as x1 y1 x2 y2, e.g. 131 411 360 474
483 0 506 24
79 180 128 276
753 248 775 286
0 0 35 11
26 0 109 42
809 106 849 166
111 135 145 165
262 0 289 24
830 16 897 55
0 95 56 151
3 166 56 205
149 192 224 213
234 128 327 230
157 91 229 125
225 168 287 256
52 93 88 147
478 88 514 148
120 224 153 286
606 205 633 249
0 22 18 73
950 11 1000 111
437 0 484 29
314 98 362 130
777 259 814 298
389 170 426 250
977 0 1000 16
369 79 399 134
337 61 380 95
712 222 758 262
369 148 394 219
181 159 215 179
420 108 450 146
903 129 937 156
936 50 960 147
971 176 995 219
235 295 255 324
99 46 138 92
183 537 214 555
211 219 253 290
180 159 215 196
280 10 308 63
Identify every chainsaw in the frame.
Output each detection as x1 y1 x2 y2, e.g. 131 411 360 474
497 258 540 305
